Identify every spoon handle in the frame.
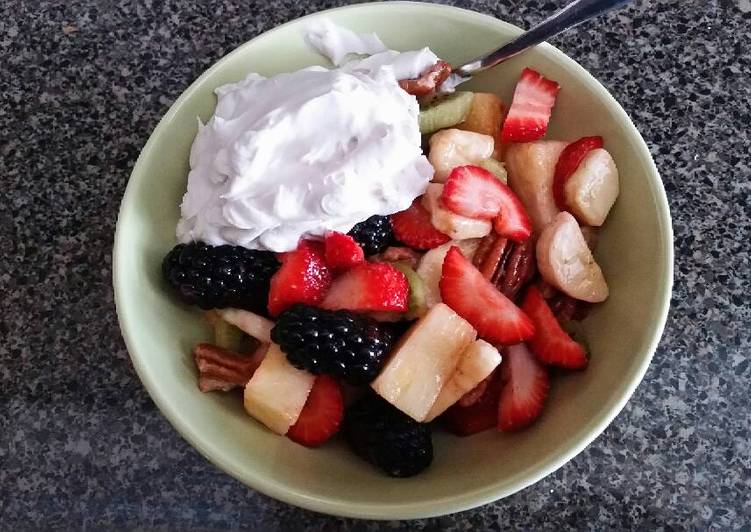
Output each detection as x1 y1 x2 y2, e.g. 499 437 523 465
453 0 633 77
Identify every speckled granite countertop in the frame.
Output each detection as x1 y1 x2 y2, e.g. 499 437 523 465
2 0 749 529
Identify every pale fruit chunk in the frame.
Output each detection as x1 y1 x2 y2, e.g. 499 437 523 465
564 148 620 226
421 183 492 240
457 92 504 139
536 211 609 303
504 141 567 232
218 308 274 344
371 303 477 421
428 129 494 182
243 344 315 435
424 340 502 421
417 239 481 308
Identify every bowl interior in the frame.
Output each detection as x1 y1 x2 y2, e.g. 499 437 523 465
114 2 672 519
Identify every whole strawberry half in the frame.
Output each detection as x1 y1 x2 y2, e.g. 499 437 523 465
267 240 332 317
521 286 588 370
440 246 534 345
321 262 409 313
287 375 344 447
441 165 532 243
391 200 450 250
501 68 560 144
498 343 550 431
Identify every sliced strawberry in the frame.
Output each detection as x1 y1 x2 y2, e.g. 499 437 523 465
501 68 560 143
267 240 332 317
498 343 549 431
442 165 507 220
553 136 604 211
286 375 344 447
440 246 534 345
521 286 588 369
324 231 364 272
321 262 409 313
443 370 503 436
390 200 450 250
442 166 532 243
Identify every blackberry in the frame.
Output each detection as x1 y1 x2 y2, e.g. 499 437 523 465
344 395 433 477
271 304 394 385
348 215 393 256
162 242 279 314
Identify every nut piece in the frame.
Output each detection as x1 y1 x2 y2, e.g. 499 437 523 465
473 233 509 280
399 60 452 96
193 343 268 393
473 233 536 301
495 238 537 301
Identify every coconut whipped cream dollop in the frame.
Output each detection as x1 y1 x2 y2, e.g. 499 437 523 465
177 19 441 252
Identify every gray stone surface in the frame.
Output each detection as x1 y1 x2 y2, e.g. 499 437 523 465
1 0 749 529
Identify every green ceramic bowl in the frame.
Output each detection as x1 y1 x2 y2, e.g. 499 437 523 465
114 1 673 520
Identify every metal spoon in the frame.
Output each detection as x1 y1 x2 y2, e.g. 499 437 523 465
451 0 633 81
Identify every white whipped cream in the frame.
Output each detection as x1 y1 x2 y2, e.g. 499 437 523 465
177 19 439 252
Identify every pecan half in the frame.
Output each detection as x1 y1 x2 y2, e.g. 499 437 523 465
498 239 537 300
193 343 267 392
474 233 536 301
399 60 452 96
473 233 510 280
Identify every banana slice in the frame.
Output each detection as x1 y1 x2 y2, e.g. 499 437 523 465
428 129 494 182
536 211 609 303
564 148 620 227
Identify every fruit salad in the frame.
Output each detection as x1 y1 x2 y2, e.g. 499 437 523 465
161 22 620 478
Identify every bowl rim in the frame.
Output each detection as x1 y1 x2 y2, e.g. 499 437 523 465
113 0 674 520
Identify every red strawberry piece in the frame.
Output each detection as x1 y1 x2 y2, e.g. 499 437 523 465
442 165 507 220
390 200 450 250
498 343 550 431
440 246 534 345
267 240 332 317
553 136 604 211
443 370 503 436
441 165 532 242
321 262 409 313
521 286 588 369
287 375 344 447
501 68 560 143
324 231 364 272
